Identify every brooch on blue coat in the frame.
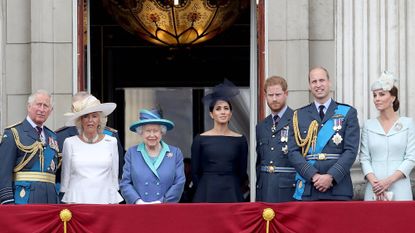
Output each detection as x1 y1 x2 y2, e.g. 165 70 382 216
395 122 403 131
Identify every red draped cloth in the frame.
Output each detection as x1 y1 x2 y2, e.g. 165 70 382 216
0 201 413 233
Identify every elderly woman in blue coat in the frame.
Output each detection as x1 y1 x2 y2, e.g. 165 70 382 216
120 109 185 204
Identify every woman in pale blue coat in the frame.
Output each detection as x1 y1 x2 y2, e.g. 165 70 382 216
120 109 185 204
360 71 415 201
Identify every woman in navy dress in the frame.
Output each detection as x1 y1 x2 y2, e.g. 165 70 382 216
191 80 248 202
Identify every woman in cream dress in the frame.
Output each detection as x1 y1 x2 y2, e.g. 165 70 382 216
61 95 123 204
360 71 415 201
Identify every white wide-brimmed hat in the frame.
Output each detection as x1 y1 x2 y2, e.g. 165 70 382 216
65 95 116 126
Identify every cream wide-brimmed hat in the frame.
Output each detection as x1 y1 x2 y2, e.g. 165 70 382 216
64 95 116 126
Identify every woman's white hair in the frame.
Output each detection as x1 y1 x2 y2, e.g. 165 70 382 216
75 111 107 134
136 124 167 135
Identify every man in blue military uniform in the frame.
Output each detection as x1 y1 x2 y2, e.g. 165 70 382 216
289 67 360 201
55 92 125 181
256 76 296 202
0 90 60 204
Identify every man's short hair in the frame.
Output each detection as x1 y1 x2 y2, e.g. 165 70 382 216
264 76 288 92
27 89 53 108
308 66 330 82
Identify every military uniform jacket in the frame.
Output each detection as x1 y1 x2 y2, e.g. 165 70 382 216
0 119 60 204
256 107 296 202
288 100 360 200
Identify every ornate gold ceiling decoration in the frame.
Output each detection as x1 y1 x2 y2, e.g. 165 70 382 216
102 0 249 46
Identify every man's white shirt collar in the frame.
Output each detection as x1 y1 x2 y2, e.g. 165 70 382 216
314 98 332 113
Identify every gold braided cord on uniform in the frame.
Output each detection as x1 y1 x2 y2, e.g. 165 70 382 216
57 153 63 169
11 128 44 172
293 110 319 156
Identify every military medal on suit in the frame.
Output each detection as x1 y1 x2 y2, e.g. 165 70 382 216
331 115 344 145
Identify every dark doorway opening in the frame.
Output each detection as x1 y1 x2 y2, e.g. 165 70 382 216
89 1 251 153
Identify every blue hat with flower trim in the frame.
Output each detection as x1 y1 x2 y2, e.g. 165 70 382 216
129 109 174 132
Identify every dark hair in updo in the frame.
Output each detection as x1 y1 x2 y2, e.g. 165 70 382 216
389 86 400 112
209 99 233 112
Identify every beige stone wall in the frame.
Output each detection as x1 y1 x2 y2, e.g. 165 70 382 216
267 0 335 111
1 0 74 131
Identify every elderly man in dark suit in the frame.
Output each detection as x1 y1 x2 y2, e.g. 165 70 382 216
0 90 60 204
289 67 360 201
255 76 296 202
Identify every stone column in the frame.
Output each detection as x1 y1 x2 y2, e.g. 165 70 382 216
335 0 415 199
267 0 312 110
1 0 74 130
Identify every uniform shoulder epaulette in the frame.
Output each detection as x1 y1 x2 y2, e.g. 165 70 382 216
296 103 313 111
336 102 353 108
105 126 118 133
4 121 22 129
44 126 56 135
55 126 70 133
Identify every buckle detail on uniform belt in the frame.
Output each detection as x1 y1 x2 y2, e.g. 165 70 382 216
260 165 296 173
14 171 55 184
305 153 340 161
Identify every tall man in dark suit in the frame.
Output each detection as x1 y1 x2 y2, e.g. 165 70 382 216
0 90 60 204
55 92 125 180
256 76 296 202
289 66 360 200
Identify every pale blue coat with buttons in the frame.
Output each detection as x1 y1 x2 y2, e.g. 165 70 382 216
120 142 185 203
360 117 415 200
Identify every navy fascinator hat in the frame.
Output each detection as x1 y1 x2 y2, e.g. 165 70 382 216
202 79 240 106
